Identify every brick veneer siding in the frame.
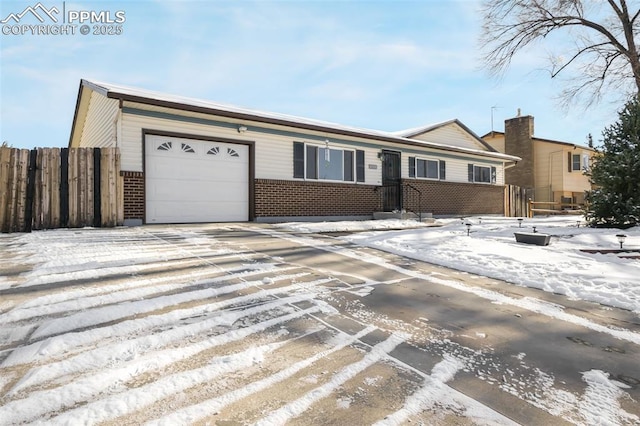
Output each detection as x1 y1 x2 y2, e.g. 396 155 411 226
122 171 144 220
255 179 379 217
504 115 535 189
120 175 502 222
403 179 504 216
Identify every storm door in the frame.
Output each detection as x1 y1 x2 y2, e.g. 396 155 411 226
381 150 401 211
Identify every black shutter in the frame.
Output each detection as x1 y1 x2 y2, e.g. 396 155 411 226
306 145 318 179
468 164 474 182
491 166 497 184
356 150 365 182
408 157 415 177
439 160 446 180
344 150 354 181
568 152 572 172
293 142 304 178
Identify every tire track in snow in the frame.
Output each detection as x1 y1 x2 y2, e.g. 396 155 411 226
374 354 518 426
146 325 378 426
252 332 407 426
0 264 301 325
6 293 327 394
39 339 296 425
12 252 259 309
1 227 250 293
0 304 328 424
2 275 331 368
27 268 304 341
252 227 640 346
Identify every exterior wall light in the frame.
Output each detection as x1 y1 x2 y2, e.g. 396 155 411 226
616 234 627 249
237 125 248 133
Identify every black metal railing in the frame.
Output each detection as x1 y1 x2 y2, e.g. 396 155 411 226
403 183 422 221
374 182 423 221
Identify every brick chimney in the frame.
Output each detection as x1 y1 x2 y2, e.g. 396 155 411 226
504 112 535 189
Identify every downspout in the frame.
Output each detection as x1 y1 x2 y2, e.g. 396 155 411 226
548 150 564 202
114 109 122 148
115 98 123 148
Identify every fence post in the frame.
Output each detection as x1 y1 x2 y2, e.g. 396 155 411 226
24 149 38 233
60 148 69 227
0 148 10 232
93 147 101 227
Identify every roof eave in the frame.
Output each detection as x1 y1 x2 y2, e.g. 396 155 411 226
101 86 519 162
68 81 87 147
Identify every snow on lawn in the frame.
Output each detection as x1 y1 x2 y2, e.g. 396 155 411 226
278 216 640 314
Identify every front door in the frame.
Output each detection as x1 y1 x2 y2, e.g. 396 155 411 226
381 150 401 211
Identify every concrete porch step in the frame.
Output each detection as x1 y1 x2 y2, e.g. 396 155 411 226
373 211 434 223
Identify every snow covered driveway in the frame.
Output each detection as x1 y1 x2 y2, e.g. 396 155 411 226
0 223 639 425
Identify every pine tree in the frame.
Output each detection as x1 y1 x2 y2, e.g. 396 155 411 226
585 100 640 228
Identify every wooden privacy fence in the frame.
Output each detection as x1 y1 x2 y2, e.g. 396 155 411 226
527 200 584 218
504 184 531 217
0 147 123 233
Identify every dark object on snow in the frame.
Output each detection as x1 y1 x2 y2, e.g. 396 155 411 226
514 232 551 246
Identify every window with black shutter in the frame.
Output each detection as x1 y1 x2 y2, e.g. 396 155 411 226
293 142 364 183
356 150 365 182
293 142 304 178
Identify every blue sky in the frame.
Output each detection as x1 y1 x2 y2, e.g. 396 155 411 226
0 0 625 150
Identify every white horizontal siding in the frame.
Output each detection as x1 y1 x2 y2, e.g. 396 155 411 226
120 105 503 186
79 92 119 148
121 108 382 185
364 150 382 185
401 154 504 185
121 112 243 172
411 124 486 151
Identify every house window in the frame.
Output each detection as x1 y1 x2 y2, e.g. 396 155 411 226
572 154 581 172
318 147 344 180
569 152 589 172
408 157 446 180
293 142 364 182
468 164 497 184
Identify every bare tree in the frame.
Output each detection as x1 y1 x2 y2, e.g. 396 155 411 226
480 0 640 107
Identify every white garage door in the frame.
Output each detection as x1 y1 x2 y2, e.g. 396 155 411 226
145 135 249 223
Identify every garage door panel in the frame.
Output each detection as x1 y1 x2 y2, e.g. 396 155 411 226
148 201 248 223
148 169 249 184
148 181 248 201
145 135 249 223
146 157 248 180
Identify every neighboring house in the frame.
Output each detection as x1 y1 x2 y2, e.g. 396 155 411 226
482 113 595 207
69 79 520 225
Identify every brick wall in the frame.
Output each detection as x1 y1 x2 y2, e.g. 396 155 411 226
255 179 379 217
504 115 535 189
122 172 144 220
403 179 504 215
120 176 503 222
